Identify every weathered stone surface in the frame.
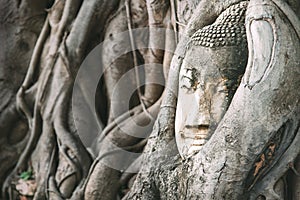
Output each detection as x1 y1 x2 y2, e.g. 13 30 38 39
189 1 248 48
126 0 300 199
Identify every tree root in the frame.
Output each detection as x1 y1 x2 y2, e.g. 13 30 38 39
125 0 154 121
249 128 300 200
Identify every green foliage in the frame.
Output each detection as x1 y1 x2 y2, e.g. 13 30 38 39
20 170 33 180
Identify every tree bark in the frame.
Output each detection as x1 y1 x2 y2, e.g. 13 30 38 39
0 0 299 199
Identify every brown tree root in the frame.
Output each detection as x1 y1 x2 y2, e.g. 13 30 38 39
248 128 300 200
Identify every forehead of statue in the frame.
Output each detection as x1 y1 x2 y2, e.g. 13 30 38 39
183 45 247 78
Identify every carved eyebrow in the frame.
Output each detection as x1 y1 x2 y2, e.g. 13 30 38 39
181 75 193 81
184 67 197 72
180 85 191 90
180 85 195 93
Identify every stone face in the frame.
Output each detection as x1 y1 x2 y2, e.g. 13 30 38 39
175 1 249 159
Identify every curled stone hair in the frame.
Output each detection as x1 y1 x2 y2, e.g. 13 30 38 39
188 1 249 48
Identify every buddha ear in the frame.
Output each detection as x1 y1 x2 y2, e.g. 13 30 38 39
242 0 300 90
242 19 275 89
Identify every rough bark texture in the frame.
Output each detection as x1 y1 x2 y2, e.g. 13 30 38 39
0 0 50 191
0 0 299 199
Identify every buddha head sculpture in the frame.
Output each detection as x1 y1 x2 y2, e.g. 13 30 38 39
175 1 249 158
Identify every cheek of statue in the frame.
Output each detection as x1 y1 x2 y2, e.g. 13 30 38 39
175 57 229 158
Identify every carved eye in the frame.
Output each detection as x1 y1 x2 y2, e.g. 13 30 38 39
180 68 200 92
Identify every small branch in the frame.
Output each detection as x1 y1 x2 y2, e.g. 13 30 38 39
16 16 50 124
46 145 57 199
96 105 143 145
59 32 74 80
288 162 300 176
57 143 81 189
48 176 64 200
169 0 178 43
12 100 42 174
21 16 50 89
125 0 154 121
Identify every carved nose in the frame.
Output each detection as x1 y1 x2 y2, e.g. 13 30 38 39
185 115 210 128
185 100 210 127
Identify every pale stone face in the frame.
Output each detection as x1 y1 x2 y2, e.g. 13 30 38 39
175 45 247 158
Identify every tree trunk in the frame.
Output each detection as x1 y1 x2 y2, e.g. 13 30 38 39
1 0 299 199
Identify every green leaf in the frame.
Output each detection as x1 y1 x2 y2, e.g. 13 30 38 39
20 170 33 180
